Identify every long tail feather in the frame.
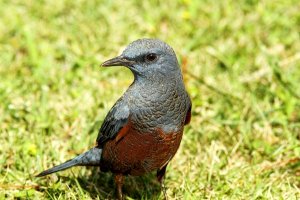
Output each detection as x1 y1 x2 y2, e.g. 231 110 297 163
36 147 102 177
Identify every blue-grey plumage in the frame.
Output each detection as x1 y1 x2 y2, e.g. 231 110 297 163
36 38 191 200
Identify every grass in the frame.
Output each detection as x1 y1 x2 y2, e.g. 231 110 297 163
0 0 300 199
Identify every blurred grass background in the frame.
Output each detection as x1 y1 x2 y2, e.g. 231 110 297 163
1 0 300 199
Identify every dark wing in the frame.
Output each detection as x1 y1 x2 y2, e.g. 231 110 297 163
96 99 130 147
184 95 192 125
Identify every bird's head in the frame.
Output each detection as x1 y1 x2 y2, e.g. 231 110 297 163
101 38 181 80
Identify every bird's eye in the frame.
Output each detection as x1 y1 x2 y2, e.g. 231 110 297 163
145 53 158 62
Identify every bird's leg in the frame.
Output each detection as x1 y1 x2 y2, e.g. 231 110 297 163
157 164 168 200
114 174 125 200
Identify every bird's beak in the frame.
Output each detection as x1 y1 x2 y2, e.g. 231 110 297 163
101 56 135 67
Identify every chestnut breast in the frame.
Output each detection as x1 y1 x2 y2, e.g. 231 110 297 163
100 126 183 176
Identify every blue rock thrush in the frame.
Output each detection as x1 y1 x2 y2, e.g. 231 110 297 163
36 38 192 199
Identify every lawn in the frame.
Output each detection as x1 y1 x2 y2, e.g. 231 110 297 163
0 0 300 199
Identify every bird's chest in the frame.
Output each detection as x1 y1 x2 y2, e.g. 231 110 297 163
129 90 186 134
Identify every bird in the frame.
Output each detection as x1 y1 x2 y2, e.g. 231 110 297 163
36 38 192 200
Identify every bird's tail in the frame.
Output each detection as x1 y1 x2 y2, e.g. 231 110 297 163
36 147 102 177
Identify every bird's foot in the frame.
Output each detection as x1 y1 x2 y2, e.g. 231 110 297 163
114 174 125 200
161 181 168 200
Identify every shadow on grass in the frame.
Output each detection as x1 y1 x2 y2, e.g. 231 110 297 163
44 167 162 199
